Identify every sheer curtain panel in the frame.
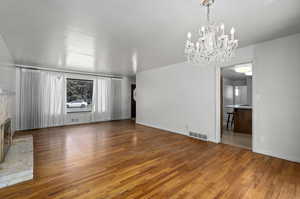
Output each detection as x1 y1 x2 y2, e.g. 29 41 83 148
93 77 110 121
19 69 65 130
110 79 122 120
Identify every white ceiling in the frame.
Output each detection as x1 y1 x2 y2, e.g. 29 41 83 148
0 0 300 76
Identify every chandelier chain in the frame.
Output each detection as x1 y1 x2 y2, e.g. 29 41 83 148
207 5 210 23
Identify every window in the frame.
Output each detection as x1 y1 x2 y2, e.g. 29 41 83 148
66 78 93 113
235 87 239 97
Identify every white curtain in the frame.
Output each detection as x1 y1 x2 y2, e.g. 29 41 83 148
18 68 126 130
110 79 122 120
92 78 122 121
93 77 110 121
19 69 65 130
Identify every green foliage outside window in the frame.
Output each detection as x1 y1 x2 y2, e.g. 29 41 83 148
67 78 93 104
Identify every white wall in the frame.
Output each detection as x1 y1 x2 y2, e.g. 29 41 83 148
137 33 300 163
246 77 252 105
253 33 300 162
137 62 216 141
137 45 254 142
120 77 132 119
0 34 16 131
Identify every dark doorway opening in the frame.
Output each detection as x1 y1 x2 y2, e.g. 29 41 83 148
131 84 136 119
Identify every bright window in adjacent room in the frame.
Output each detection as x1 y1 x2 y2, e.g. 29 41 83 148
235 87 239 97
66 78 93 113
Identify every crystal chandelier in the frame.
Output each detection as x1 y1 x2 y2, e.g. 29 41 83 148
184 0 238 63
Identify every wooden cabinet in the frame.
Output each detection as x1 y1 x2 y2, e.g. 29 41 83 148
234 109 252 134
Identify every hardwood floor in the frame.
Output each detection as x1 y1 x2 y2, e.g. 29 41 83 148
0 120 299 199
222 128 252 150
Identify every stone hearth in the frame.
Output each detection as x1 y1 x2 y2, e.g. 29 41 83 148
0 135 33 188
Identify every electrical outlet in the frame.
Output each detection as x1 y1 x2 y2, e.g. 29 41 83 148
185 125 189 134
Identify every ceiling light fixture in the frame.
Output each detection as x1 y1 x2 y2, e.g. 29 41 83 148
185 0 239 63
245 71 252 76
234 63 252 76
234 67 251 73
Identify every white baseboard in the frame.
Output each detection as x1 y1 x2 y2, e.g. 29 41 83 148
136 121 217 143
253 148 300 163
136 121 187 136
208 138 219 143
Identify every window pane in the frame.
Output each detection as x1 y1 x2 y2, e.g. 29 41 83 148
66 78 93 113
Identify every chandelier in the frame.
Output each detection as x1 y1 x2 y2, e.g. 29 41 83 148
184 0 238 63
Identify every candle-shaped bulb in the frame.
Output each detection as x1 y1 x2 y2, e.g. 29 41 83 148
220 23 225 35
201 26 205 32
221 24 225 30
187 32 192 39
230 27 235 40
196 42 200 49
231 27 235 35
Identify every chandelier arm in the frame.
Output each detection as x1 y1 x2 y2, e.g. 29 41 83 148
207 5 210 23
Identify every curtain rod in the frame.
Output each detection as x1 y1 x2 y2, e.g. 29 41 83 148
16 64 123 79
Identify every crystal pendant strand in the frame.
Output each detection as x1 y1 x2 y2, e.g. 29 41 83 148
184 0 238 63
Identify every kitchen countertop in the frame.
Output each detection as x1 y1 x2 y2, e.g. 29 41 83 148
225 105 252 109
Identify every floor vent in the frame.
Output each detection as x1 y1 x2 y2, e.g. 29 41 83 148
189 131 207 141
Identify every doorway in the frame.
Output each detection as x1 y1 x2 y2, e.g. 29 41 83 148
131 84 136 119
220 63 253 149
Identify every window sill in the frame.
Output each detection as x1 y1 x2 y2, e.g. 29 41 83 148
66 110 92 114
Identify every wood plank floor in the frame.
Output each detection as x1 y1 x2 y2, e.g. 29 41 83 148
0 120 299 199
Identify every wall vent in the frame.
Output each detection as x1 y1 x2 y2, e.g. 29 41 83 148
71 118 79 122
189 131 207 141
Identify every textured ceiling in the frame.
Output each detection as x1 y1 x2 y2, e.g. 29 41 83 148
0 0 300 76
